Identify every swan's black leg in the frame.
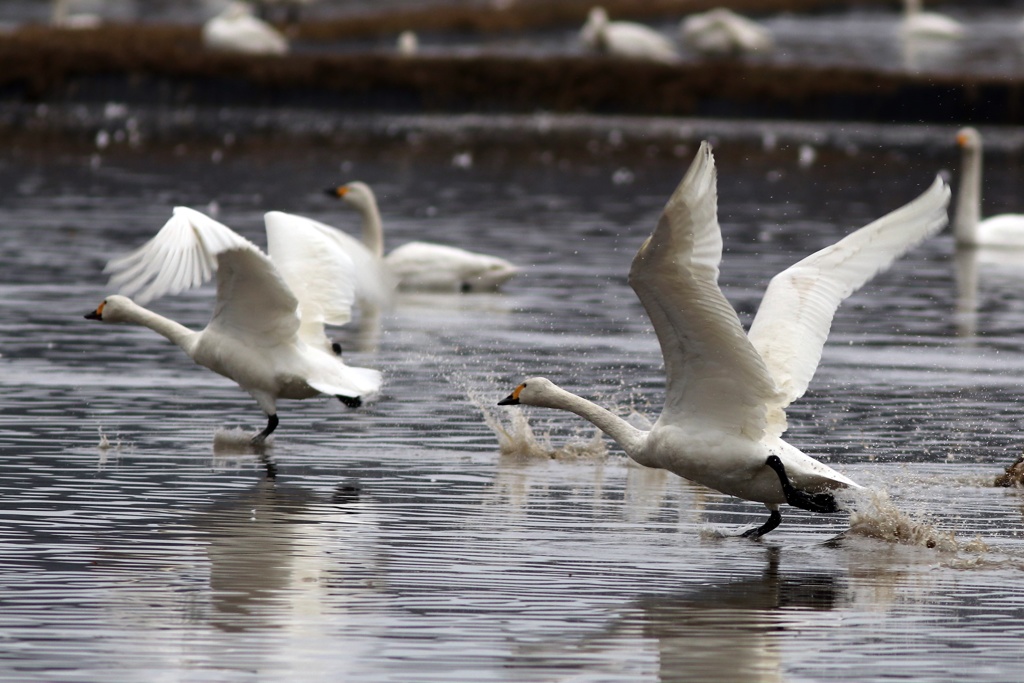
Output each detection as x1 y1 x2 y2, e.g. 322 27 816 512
765 455 839 514
338 395 362 409
251 414 279 445
741 509 782 539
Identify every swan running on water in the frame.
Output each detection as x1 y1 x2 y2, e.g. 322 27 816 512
326 181 520 292
500 142 950 538
87 207 382 444
954 127 1024 248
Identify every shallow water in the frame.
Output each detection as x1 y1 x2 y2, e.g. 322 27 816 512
2 119 1024 680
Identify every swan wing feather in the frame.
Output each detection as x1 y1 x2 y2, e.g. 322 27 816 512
628 141 780 440
264 211 361 344
104 206 254 305
747 175 950 436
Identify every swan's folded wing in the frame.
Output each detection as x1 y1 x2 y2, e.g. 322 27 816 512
747 175 950 436
384 242 519 289
104 206 254 305
628 142 780 440
264 211 360 344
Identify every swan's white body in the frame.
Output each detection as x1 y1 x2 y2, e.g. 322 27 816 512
330 181 519 292
51 0 101 29
900 0 964 40
502 143 950 529
89 207 381 441
580 7 679 63
203 2 289 56
397 30 419 56
954 127 1024 248
680 8 773 56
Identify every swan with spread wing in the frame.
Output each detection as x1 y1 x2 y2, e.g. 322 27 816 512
86 207 381 444
500 142 950 537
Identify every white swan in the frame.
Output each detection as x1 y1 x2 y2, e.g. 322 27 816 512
202 1 289 56
51 0 101 29
954 126 1024 247
580 7 680 63
680 8 773 56
900 0 964 40
326 181 520 292
500 142 950 537
86 207 382 443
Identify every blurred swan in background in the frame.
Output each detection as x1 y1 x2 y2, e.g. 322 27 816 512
397 30 419 56
900 0 964 40
327 181 519 293
680 8 773 56
579 7 679 63
500 142 950 537
203 1 289 55
51 0 101 29
87 207 381 444
954 126 1024 247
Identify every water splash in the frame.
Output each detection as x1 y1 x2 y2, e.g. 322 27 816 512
212 427 264 454
846 489 987 553
464 382 609 461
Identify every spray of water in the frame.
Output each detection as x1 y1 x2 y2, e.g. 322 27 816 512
846 488 987 553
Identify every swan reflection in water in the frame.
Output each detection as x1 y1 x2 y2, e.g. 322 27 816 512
953 248 1024 338
596 549 842 683
192 476 383 637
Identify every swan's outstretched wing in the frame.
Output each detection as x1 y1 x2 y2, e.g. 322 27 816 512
629 142 780 440
104 206 255 305
207 247 301 345
268 212 395 308
264 211 360 344
747 175 950 436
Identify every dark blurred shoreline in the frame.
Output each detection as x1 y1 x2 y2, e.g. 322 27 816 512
3 0 1024 135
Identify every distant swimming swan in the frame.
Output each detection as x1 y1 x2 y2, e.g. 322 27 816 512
500 142 950 537
954 126 1024 248
202 1 289 56
900 0 964 40
680 8 773 56
87 207 381 443
326 181 519 292
579 6 679 63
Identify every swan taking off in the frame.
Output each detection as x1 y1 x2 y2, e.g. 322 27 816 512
580 7 680 63
87 207 382 444
954 127 1024 248
326 181 520 292
680 8 773 56
500 142 950 538
202 1 289 56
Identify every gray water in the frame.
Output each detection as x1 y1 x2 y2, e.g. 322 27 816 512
2 119 1024 681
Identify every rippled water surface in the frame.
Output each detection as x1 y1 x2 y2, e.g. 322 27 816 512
2 120 1024 681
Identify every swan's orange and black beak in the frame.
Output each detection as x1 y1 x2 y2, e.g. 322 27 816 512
325 186 348 199
497 384 524 406
956 131 970 147
84 301 105 321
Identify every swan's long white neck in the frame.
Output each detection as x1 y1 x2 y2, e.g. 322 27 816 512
903 0 922 16
120 300 199 356
540 384 647 458
955 141 982 244
355 196 385 259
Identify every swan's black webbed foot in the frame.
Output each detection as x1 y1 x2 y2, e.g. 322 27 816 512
460 282 472 293
331 342 343 356
251 414 279 445
741 509 782 539
338 395 362 409
765 455 839 514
